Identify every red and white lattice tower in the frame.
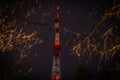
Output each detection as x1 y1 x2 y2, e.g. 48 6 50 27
51 6 61 80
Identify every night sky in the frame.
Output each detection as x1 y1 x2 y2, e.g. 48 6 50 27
0 0 120 80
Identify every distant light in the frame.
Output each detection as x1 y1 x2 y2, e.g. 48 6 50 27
56 76 60 80
56 6 60 11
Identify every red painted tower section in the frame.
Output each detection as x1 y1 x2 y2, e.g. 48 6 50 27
51 6 61 80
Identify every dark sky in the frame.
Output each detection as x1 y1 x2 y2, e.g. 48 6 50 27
0 0 120 80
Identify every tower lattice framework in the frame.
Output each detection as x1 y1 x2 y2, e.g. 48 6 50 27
51 6 61 80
